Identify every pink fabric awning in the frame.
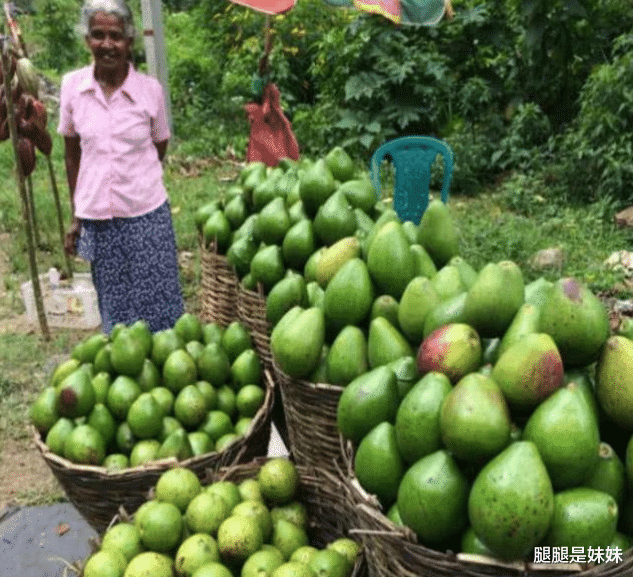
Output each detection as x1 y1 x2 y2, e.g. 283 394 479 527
228 0 296 14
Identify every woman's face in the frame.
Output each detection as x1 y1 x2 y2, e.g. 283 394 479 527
87 12 132 74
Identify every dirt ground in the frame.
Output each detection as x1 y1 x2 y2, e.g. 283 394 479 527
0 234 67 509
0 437 64 510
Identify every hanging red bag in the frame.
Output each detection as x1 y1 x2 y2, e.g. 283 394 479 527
244 82 300 167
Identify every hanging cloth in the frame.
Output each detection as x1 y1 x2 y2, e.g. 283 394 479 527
244 82 300 167
322 0 453 25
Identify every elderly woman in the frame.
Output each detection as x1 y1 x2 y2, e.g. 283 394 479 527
58 0 184 334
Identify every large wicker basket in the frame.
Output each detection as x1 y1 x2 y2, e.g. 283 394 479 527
73 458 368 577
33 371 275 533
341 442 633 577
236 281 292 450
236 281 272 372
273 359 346 476
199 237 239 327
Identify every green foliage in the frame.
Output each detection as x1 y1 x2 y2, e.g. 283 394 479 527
159 1 345 155
311 18 456 155
511 33 633 206
515 0 633 126
15 0 633 203
154 0 633 179
164 10 236 151
440 115 502 195
291 102 340 154
491 102 551 172
555 36 633 204
497 173 558 218
28 0 86 71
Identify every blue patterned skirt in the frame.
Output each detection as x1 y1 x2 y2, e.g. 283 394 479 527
77 201 184 335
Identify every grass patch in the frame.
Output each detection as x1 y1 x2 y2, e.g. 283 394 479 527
164 157 236 253
0 386 40 442
452 192 633 296
0 331 88 441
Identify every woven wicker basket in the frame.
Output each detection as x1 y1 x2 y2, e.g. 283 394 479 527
340 442 633 577
200 237 239 327
236 282 291 450
236 281 272 372
273 360 346 476
73 458 368 577
33 371 275 533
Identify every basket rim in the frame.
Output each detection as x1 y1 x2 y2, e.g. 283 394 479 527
198 236 223 256
272 358 345 393
237 279 266 299
33 369 276 479
199 237 238 271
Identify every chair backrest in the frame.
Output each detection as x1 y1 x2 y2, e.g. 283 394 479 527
370 136 454 223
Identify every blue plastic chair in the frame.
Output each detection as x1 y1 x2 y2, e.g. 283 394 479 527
369 136 454 223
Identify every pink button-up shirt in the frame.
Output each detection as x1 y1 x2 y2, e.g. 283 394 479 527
57 64 171 220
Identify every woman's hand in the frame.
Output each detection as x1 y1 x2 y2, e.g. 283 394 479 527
64 218 81 256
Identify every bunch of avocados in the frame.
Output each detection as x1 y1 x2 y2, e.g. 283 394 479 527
319 226 633 564
80 458 361 577
29 314 269 469
225 155 633 565
195 146 383 297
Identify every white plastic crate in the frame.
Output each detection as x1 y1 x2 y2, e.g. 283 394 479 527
20 268 101 330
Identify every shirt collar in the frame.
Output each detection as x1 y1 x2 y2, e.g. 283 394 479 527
78 63 142 102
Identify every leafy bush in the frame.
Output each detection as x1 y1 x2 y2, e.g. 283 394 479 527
314 19 456 156
164 10 240 152
491 102 551 172
21 0 633 198
27 0 86 71
514 0 633 128
547 34 633 205
440 115 502 195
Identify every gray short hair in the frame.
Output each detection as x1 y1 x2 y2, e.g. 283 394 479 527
77 0 136 39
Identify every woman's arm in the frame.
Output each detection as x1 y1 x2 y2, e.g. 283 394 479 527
154 139 168 162
63 135 82 255
64 136 81 211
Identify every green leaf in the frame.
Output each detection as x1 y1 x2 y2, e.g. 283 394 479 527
360 134 375 149
344 72 384 101
335 111 361 130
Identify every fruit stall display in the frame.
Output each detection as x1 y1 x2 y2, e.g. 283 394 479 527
29 314 275 532
323 266 633 574
216 155 633 574
29 141 633 576
194 148 394 471
75 457 365 577
266 199 460 475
